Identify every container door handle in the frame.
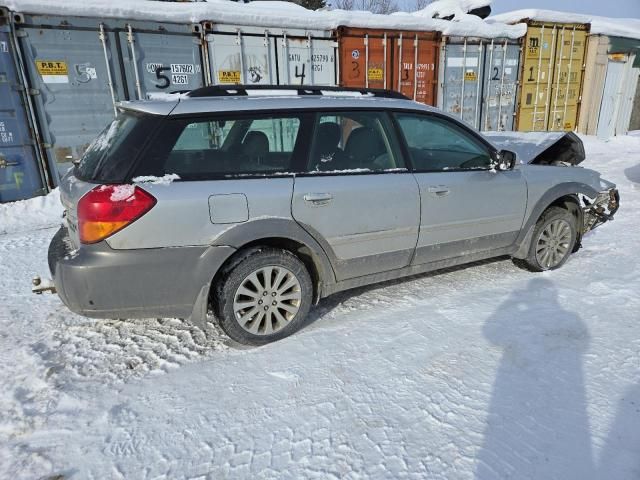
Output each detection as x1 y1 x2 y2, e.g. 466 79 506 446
427 185 450 197
303 193 333 205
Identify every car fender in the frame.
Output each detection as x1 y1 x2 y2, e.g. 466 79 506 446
513 182 599 259
189 218 337 329
210 217 337 289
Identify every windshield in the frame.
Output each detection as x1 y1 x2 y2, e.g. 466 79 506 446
75 111 161 183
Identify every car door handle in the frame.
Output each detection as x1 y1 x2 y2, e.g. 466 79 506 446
427 186 450 197
303 193 333 204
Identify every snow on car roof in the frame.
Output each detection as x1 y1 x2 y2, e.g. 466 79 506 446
2 0 526 39
489 9 640 41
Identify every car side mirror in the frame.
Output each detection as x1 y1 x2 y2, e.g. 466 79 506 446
495 149 516 171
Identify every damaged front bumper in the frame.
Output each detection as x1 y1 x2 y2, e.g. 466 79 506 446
582 187 619 233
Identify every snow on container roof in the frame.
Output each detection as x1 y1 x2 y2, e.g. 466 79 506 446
489 9 640 41
1 0 526 39
412 0 491 20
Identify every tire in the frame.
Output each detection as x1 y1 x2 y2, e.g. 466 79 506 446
513 206 578 272
213 247 313 346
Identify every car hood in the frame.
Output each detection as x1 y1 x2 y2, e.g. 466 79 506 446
484 131 585 166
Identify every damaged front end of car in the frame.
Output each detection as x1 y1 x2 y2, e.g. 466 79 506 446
581 184 620 234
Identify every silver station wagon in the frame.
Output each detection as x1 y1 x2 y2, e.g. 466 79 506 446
47 86 619 345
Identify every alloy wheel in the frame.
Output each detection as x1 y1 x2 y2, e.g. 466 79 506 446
233 266 302 335
535 219 573 269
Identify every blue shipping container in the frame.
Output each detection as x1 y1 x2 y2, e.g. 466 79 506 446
0 25 46 203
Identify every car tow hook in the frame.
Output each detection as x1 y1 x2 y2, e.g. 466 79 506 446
32 276 57 295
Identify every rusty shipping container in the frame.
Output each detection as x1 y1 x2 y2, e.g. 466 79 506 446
516 21 588 132
337 27 439 105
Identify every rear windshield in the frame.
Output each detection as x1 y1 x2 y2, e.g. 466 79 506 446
132 113 305 180
74 111 161 183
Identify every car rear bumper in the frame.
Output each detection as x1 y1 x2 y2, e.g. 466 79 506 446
48 226 235 319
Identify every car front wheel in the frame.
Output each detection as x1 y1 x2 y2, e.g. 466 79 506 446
214 248 313 346
514 206 578 272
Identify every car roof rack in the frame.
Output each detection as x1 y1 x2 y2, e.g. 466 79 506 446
186 84 409 100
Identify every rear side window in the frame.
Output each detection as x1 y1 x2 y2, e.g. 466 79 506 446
75 111 161 183
395 113 493 171
137 114 303 179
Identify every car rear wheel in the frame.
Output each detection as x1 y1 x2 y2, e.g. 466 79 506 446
514 206 578 272
214 248 313 346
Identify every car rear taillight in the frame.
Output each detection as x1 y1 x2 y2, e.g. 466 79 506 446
78 185 156 244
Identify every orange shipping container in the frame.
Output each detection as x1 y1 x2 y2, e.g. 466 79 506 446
336 27 439 106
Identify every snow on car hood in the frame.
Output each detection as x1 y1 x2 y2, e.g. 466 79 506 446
484 131 586 166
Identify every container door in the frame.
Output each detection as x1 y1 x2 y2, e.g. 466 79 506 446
277 35 336 86
441 40 483 128
339 31 391 90
548 27 587 131
517 24 557 131
597 57 625 139
481 40 520 132
206 31 277 85
119 26 204 99
17 25 125 180
393 34 438 106
0 27 46 202
614 57 639 136
631 70 640 132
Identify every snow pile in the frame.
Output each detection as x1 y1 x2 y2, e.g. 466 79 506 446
0 188 62 235
412 0 490 20
489 9 640 41
2 0 526 39
407 0 494 35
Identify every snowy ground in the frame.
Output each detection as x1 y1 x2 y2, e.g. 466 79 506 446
1 134 639 479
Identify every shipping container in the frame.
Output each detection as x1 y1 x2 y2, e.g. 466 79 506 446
337 27 439 105
118 23 204 100
579 35 640 137
202 24 336 86
577 35 608 134
203 25 277 85
631 76 640 132
596 52 639 138
438 37 484 128
0 11 48 202
481 39 521 131
516 21 588 132
437 36 521 131
277 29 337 86
11 12 205 179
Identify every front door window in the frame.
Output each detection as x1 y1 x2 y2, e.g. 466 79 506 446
395 113 493 171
